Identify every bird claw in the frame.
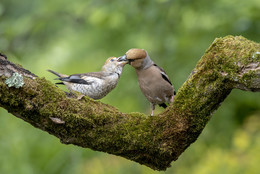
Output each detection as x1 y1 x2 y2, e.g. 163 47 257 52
65 91 76 98
65 91 84 100
77 94 85 100
150 112 154 116
170 95 175 103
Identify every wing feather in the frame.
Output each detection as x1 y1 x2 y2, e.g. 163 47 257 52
59 72 105 85
153 64 173 85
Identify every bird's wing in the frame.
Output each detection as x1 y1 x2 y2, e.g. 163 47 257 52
77 72 106 79
60 72 105 85
153 64 172 85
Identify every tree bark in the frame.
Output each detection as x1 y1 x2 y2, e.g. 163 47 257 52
0 36 259 171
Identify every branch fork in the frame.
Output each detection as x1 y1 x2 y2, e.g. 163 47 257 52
0 36 259 170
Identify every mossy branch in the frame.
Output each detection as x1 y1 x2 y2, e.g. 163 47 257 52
0 36 259 171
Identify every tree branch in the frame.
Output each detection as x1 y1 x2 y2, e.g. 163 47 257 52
0 36 259 171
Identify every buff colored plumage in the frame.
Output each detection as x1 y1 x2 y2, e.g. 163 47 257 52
119 49 175 115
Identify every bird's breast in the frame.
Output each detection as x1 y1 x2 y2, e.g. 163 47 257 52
66 75 119 99
136 68 174 104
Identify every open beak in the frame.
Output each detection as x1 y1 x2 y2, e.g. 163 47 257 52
118 55 127 61
117 55 129 65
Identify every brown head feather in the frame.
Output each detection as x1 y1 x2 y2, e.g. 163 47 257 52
126 48 147 60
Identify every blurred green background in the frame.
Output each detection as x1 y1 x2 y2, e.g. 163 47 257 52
0 0 260 173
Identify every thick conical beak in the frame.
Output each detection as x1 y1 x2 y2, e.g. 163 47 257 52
117 55 129 65
117 55 127 62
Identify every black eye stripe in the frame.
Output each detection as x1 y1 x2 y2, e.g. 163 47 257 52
129 59 135 62
129 57 143 62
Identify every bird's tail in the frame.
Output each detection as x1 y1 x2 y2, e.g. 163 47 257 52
47 69 68 85
159 103 168 108
47 69 62 77
47 69 68 78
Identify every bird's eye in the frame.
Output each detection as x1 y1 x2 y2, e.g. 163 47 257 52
110 59 115 62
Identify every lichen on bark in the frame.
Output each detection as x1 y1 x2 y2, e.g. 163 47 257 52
0 36 259 171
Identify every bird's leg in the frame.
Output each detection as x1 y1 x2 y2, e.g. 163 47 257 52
65 91 77 98
77 94 85 100
150 103 155 116
68 90 85 100
170 95 175 103
65 91 83 100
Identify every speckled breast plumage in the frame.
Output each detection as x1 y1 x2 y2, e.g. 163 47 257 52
65 74 119 100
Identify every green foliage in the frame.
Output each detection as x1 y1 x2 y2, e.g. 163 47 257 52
0 0 259 173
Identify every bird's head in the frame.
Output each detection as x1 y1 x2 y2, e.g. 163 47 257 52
118 48 153 70
102 56 128 74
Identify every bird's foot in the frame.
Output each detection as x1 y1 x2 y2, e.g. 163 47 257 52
150 109 155 116
77 94 85 100
150 103 155 116
65 91 77 98
170 95 175 103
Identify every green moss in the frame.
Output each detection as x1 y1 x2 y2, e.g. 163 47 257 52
172 35 260 138
0 35 259 171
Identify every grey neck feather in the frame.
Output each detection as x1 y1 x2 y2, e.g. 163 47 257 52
141 54 154 70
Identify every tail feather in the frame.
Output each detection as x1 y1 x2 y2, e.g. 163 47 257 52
47 69 68 85
47 69 61 77
47 69 68 78
55 82 65 85
159 103 167 108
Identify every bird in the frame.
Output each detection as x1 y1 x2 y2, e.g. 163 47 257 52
118 48 175 116
48 56 128 100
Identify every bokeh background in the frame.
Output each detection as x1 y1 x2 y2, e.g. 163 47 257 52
0 0 260 173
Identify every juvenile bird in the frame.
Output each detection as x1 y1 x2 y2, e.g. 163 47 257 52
48 56 128 100
119 48 175 116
